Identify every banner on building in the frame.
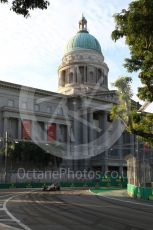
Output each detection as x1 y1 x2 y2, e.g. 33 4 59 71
22 120 31 140
47 124 56 142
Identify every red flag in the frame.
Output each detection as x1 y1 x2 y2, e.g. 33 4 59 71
22 120 31 140
47 124 56 142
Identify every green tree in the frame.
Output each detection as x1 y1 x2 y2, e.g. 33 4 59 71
8 141 63 169
111 77 153 144
112 0 153 102
0 0 50 17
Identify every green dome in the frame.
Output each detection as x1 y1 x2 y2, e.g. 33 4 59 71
65 31 102 54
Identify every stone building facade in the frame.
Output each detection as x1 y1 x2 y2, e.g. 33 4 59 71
0 16 135 174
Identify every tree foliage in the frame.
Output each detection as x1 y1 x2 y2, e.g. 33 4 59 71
111 77 153 144
4 141 62 170
0 0 50 17
112 0 153 102
111 77 133 129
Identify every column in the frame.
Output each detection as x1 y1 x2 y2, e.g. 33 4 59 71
86 66 88 83
82 109 88 169
104 151 109 172
18 119 22 140
83 109 88 144
31 120 35 141
102 111 107 130
73 105 79 145
103 111 108 172
84 66 87 83
84 66 86 83
72 101 80 171
4 117 8 134
56 124 60 142
74 66 77 83
76 66 81 84
44 123 48 143
89 111 94 155
67 124 74 170
67 125 71 156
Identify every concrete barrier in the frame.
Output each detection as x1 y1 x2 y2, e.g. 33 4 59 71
0 178 127 190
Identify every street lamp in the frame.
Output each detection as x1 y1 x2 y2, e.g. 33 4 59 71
0 132 8 183
4 132 8 183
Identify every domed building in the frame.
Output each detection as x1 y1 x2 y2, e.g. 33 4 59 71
0 16 135 183
58 16 109 95
57 16 130 173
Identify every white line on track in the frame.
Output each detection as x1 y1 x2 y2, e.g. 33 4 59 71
2 191 33 230
89 189 153 208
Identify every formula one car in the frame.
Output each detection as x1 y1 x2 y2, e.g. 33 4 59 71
42 183 60 191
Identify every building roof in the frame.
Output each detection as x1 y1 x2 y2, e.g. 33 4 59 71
64 16 102 54
0 80 66 98
65 32 102 54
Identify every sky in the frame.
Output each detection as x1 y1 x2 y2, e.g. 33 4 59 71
0 0 152 112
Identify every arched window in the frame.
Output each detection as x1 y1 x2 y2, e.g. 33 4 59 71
98 69 102 81
69 72 73 83
79 66 84 83
98 69 104 85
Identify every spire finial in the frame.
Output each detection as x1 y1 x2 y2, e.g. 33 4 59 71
78 14 88 32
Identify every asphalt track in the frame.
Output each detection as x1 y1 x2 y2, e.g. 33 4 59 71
0 189 153 230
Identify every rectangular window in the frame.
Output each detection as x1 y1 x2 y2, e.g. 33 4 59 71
35 104 40 112
22 102 27 110
8 100 14 107
47 106 52 113
59 125 67 142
